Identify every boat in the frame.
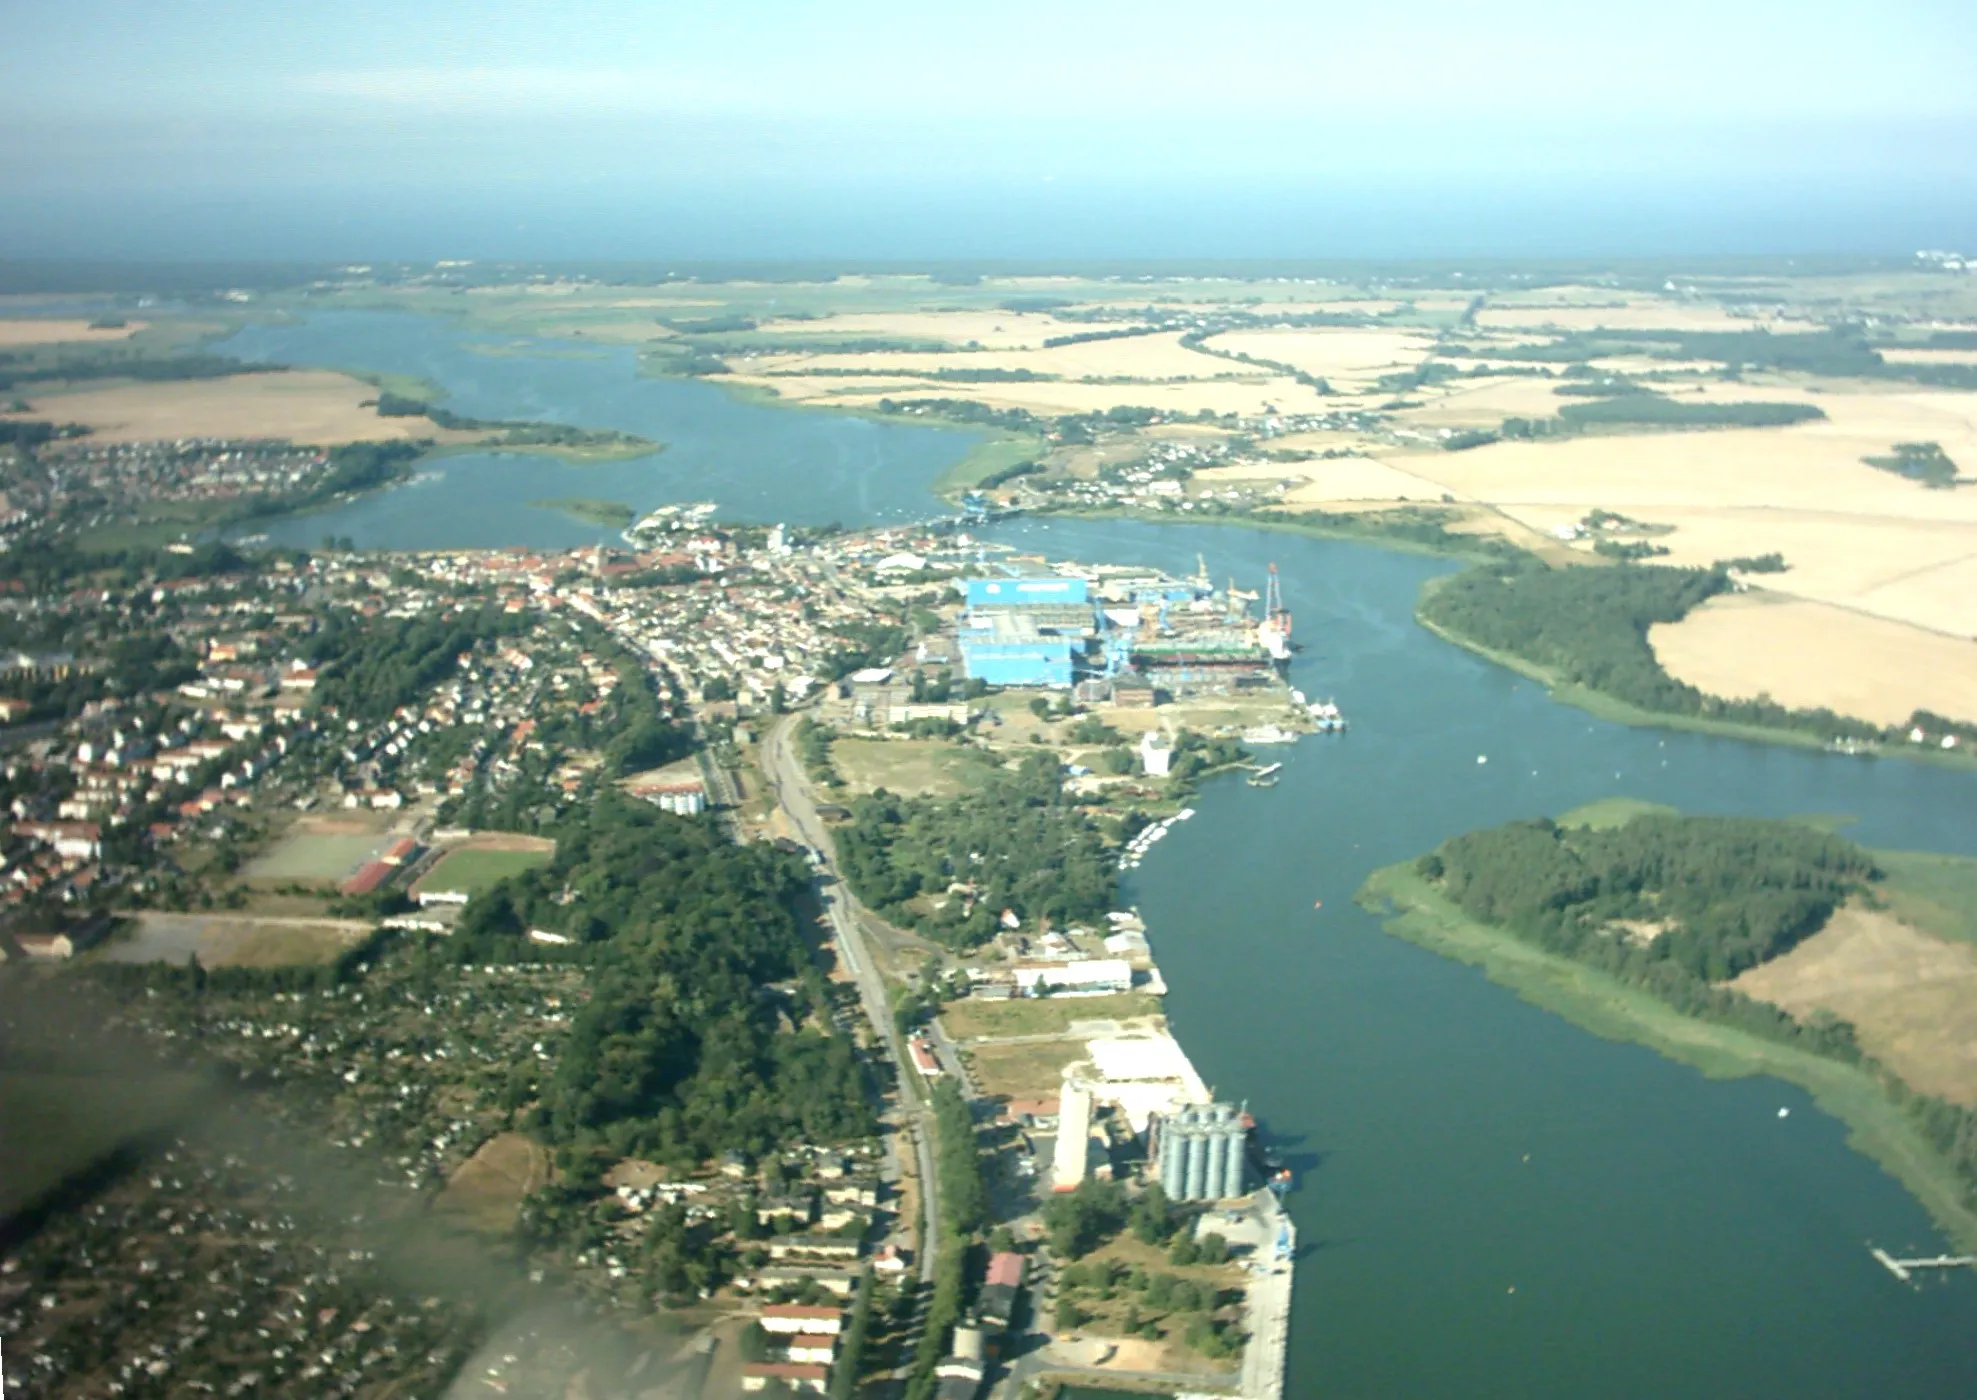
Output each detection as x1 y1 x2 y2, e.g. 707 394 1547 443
1247 772 1279 788
1250 762 1284 779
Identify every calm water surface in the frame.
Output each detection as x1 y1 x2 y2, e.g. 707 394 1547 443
982 517 1977 1400
214 311 978 544
225 312 1977 1394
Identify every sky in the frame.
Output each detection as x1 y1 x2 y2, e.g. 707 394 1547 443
4 0 1976 260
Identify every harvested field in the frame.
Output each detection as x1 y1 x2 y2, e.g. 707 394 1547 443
432 1132 550 1234
0 317 146 346
759 309 1075 349
1261 457 1450 507
1199 328 1435 388
411 845 553 899
1472 303 1804 333
751 330 1235 383
101 913 371 968
1650 592 1977 726
22 370 470 445
1392 375 1582 428
828 736 1001 798
1732 904 1977 1105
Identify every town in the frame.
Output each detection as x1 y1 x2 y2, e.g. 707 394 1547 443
0 439 1302 1400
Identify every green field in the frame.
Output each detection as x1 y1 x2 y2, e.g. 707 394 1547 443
1357 860 1977 1252
940 991 1162 1041
830 737 1002 798
416 846 553 897
1875 849 1977 949
530 496 635 527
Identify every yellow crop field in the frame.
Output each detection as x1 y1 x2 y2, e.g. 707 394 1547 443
760 309 1073 349
1473 303 1808 333
21 370 465 445
1199 327 1435 388
0 317 147 346
1650 592 1977 726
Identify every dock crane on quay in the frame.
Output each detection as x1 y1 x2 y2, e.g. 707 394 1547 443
1257 563 1294 663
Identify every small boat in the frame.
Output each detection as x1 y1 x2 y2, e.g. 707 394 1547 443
1247 772 1279 788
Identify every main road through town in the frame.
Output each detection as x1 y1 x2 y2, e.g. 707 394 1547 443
763 714 942 1287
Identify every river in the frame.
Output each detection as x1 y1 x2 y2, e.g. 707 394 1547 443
232 315 1977 1396
213 311 979 546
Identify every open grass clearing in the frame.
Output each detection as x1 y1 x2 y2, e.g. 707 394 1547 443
828 736 1003 798
1877 850 1977 949
432 1131 550 1235
1555 797 1679 829
940 992 1164 1041
963 1036 1091 1101
100 912 371 968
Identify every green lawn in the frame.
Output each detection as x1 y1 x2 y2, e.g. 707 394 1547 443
831 737 1002 799
417 846 553 897
1875 849 1977 948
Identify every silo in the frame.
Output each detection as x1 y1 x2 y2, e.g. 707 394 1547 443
1204 1123 1230 1200
1220 1121 1247 1200
1159 1115 1188 1199
1184 1118 1208 1200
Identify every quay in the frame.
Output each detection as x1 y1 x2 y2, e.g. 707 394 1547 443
1870 1247 1977 1283
1230 1189 1294 1400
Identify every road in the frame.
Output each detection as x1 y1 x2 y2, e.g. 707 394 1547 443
763 714 942 1286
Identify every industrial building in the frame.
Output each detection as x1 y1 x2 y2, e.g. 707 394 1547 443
1013 958 1132 997
1052 1073 1096 1191
1156 1102 1248 1201
956 575 1097 689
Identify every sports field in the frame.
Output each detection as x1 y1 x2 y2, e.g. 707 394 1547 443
411 842 554 899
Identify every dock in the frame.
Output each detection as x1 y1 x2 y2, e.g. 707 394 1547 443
1870 1246 1977 1283
1237 1190 1294 1400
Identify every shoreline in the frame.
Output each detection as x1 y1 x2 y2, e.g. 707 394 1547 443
1357 860 1977 1254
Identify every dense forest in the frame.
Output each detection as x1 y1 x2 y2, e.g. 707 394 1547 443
1414 558 1974 746
456 793 875 1163
1429 814 1876 981
1413 813 1977 1204
834 751 1115 947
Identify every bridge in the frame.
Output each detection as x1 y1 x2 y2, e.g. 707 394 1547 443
1870 1247 1977 1283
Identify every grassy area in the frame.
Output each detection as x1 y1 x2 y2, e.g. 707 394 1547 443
431 1131 550 1235
963 1037 1091 1101
1875 849 1977 949
829 736 1003 798
933 430 1048 494
1556 797 1678 829
940 992 1163 1041
415 845 554 897
1358 860 1977 1252
530 496 634 528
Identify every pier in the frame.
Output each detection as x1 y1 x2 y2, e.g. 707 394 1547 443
1237 1190 1294 1400
1870 1247 1977 1283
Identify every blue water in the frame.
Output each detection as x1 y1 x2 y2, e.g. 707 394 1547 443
212 311 979 544
980 516 1977 1400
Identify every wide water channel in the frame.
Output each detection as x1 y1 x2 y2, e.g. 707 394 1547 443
214 311 979 545
238 317 1976 1396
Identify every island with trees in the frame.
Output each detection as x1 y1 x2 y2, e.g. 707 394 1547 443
1361 802 1977 1249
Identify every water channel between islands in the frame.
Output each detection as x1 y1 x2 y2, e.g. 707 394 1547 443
225 312 1977 1399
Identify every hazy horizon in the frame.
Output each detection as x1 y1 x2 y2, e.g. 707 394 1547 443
5 0 1976 261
